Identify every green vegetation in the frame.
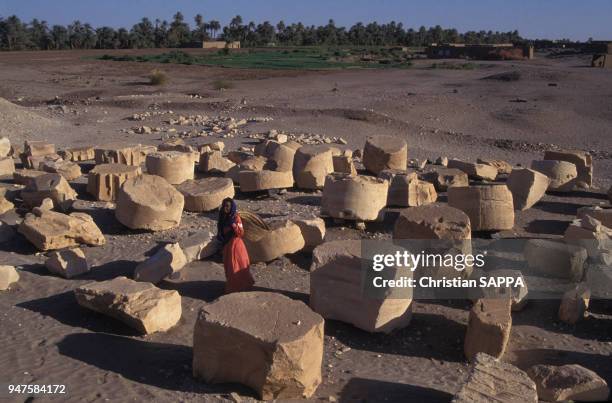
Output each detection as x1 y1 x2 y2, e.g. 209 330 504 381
1 12 526 51
148 69 168 85
97 48 414 70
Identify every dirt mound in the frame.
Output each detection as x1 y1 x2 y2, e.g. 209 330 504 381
0 97 60 140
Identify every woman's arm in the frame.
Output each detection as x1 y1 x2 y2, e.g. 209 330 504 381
232 216 245 237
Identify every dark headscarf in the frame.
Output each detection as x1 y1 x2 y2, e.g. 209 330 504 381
217 197 237 243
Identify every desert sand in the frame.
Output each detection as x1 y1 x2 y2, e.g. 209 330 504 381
0 49 610 402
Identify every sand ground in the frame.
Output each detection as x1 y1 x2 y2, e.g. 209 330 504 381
0 49 611 402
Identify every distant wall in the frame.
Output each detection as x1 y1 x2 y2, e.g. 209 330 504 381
426 44 532 60
202 41 241 49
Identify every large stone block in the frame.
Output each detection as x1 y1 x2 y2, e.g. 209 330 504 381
75 276 181 334
464 298 512 361
94 143 145 166
564 217 611 258
0 192 14 215
238 169 294 192
18 208 105 251
321 174 389 221
243 219 305 263
179 231 217 263
310 240 412 333
115 174 184 231
0 137 10 158
379 170 437 207
293 217 326 252
544 149 593 188
420 167 469 191
87 163 142 202
531 160 577 192
256 140 300 171
362 135 407 174
0 265 19 291
477 158 513 175
20 141 57 169
59 146 95 162
448 159 498 181
448 184 514 231
524 239 587 281
21 173 77 210
177 178 234 212
393 204 473 281
481 269 529 311
134 243 187 284
39 158 82 181
193 292 324 400
292 145 334 189
332 154 357 176
527 364 609 402
577 206 612 229
45 248 89 278
393 204 471 240
13 169 46 186
558 283 590 325
506 168 550 210
0 157 15 176
586 265 612 299
453 353 537 403
146 151 194 184
198 151 235 174
225 156 267 183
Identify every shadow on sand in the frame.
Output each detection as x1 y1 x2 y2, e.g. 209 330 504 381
57 332 256 396
340 377 452 403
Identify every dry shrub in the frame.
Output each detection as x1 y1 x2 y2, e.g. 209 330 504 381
149 69 168 86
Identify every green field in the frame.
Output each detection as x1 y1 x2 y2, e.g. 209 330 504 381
97 48 415 70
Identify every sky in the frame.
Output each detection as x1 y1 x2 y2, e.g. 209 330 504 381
2 0 612 41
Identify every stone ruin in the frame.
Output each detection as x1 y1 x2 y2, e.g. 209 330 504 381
292 145 334 189
115 174 184 231
87 163 142 202
321 174 389 221
362 135 408 175
177 177 235 212
94 143 152 166
146 151 194 184
378 169 437 207
448 184 514 231
0 129 608 402
75 276 182 334
193 292 324 400
309 240 413 333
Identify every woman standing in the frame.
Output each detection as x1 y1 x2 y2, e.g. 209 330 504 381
216 198 254 293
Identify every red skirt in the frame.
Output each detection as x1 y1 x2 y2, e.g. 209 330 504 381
223 236 254 293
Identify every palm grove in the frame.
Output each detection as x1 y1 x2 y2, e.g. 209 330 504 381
0 12 524 51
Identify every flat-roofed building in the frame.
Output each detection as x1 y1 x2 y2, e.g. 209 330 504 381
203 41 240 49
